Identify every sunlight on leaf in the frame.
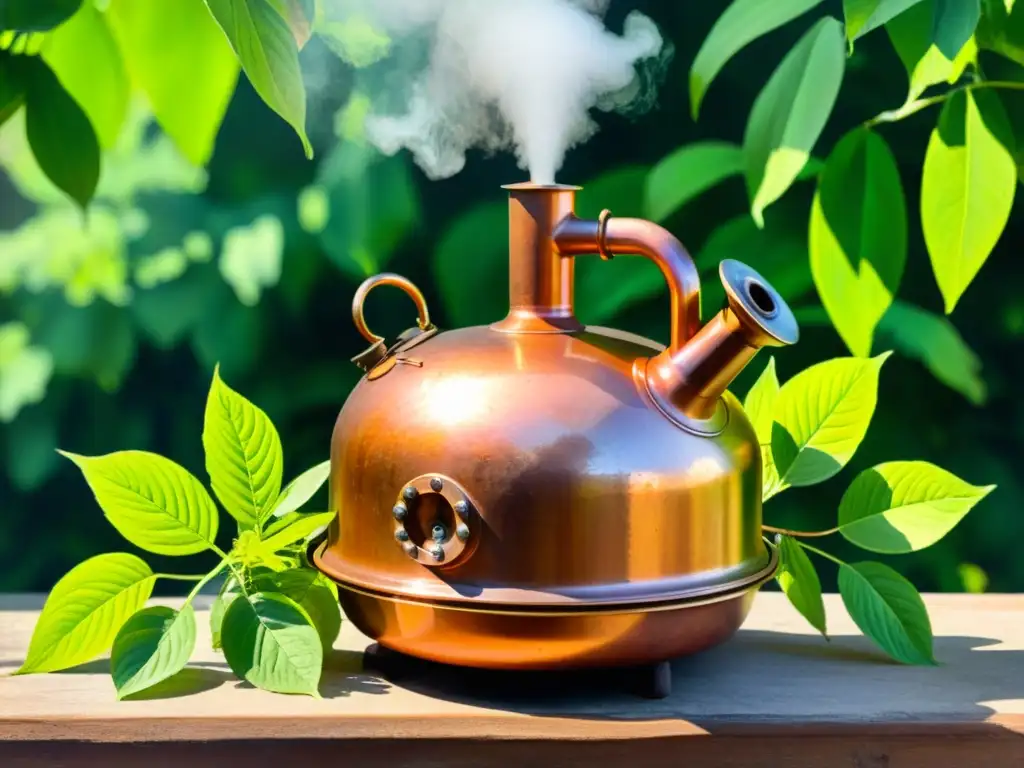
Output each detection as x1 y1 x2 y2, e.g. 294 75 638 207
887 0 979 101
689 0 825 119
921 90 1015 313
16 553 155 674
770 353 890 495
838 461 995 553
776 536 828 637
743 18 845 227
810 128 907 357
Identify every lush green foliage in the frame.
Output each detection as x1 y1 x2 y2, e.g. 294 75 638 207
2 0 1022 677
15 369 338 698
747 352 992 663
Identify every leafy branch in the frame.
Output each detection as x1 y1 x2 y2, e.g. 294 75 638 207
14 365 338 699
744 353 995 664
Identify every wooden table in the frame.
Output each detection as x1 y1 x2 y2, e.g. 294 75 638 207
2 592 1023 767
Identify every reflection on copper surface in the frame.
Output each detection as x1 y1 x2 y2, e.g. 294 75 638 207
314 181 798 670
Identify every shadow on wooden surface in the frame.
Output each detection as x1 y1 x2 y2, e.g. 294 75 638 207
353 630 1024 727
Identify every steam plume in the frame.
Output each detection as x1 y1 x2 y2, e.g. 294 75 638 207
320 0 669 184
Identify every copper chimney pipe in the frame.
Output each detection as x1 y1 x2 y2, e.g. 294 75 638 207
494 182 798 426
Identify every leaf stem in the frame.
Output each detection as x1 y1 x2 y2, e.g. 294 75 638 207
796 540 846 567
763 524 839 538
155 573 205 582
864 79 1024 128
183 558 231 608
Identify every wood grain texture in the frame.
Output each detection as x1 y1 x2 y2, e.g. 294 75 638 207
3 592 1024 766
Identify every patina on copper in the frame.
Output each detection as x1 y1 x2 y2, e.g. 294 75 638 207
312 181 799 671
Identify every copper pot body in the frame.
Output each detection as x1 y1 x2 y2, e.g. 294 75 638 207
313 182 798 670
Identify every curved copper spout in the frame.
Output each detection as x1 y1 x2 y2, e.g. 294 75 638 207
554 215 701 352
645 260 799 423
495 183 798 427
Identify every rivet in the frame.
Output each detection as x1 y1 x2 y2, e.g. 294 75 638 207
392 503 407 521
403 486 418 501
454 500 470 518
431 523 447 542
456 523 470 541
395 529 410 542
430 477 444 492
430 545 444 561
403 542 418 557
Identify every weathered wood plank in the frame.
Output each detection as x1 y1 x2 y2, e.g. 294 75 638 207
2 592 1023 766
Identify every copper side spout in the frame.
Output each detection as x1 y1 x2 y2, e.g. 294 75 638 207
645 260 798 421
495 182 797 425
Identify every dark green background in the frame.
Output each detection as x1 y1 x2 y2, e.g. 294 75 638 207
1 0 1020 596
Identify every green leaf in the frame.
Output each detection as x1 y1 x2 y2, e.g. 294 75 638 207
743 17 846 227
110 605 196 700
257 568 341 652
267 0 315 47
58 450 220 556
21 55 99 208
838 561 936 664
205 0 311 158
743 357 781 498
0 52 25 128
574 166 666 325
810 128 907 357
644 142 744 223
433 200 508 328
210 573 246 650
203 364 284 528
271 460 331 518
744 357 780 444
887 0 979 100
108 0 239 167
221 591 323 696
316 142 420 279
41 1 129 148
922 90 1015 313
775 536 827 636
976 0 1024 66
261 511 335 552
16 553 155 674
769 353 891 496
877 300 986 403
689 0 826 119
0 0 82 31
845 0 928 42
838 461 996 553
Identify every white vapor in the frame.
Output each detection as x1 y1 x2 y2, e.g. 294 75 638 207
320 0 668 184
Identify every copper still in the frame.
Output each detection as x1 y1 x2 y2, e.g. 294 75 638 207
311 182 799 697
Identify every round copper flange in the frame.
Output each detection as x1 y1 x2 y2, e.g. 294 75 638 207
391 474 477 567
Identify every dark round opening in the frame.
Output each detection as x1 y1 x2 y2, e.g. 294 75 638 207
746 280 776 316
405 493 456 549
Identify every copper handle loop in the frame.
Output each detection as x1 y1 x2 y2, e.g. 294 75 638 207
554 214 702 354
352 273 432 345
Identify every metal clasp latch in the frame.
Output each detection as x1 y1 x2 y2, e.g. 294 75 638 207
350 273 437 379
